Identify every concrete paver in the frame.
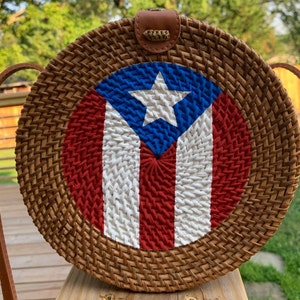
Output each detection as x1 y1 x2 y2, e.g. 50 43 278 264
250 251 284 273
244 251 286 300
245 282 286 300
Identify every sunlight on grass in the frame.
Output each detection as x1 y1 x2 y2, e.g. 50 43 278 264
0 148 17 184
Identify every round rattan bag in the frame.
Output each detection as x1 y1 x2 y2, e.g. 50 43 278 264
15 10 300 292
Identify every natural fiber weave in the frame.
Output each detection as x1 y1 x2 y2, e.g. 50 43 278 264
15 15 300 292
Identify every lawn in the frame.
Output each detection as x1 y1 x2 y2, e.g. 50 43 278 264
240 186 300 300
0 148 18 184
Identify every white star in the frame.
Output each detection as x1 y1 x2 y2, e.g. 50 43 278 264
129 72 190 127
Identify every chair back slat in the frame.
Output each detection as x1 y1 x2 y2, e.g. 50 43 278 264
0 215 17 300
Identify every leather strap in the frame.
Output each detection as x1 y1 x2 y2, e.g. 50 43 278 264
0 215 17 300
0 63 44 86
270 63 300 78
134 9 180 54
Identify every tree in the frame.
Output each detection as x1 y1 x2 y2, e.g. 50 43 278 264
0 0 294 82
272 1 300 59
184 0 276 58
0 0 42 24
0 2 103 81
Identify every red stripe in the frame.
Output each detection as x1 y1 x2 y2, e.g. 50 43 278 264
139 142 177 250
62 89 106 233
211 93 251 228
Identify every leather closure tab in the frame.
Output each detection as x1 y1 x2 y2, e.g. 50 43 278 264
134 9 180 54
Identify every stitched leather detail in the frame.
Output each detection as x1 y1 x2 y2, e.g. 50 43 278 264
134 10 180 54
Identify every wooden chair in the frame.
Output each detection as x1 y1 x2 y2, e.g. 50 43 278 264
56 267 248 300
0 215 17 300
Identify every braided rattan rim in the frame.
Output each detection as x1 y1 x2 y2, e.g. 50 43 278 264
16 16 300 292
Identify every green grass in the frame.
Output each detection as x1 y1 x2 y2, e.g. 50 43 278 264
240 187 300 300
249 297 273 300
0 148 17 184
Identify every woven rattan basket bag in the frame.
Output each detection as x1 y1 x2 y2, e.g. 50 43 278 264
4 9 300 292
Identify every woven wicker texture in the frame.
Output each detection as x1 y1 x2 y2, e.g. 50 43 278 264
16 15 300 292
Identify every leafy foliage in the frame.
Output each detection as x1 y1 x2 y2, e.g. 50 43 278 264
273 1 300 57
1 0 300 81
0 2 105 81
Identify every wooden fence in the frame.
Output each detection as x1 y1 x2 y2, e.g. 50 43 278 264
272 65 300 111
0 94 25 182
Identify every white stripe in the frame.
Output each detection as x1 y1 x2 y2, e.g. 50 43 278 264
175 106 213 246
102 102 140 248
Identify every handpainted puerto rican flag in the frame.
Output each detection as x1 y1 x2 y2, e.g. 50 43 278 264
62 62 251 250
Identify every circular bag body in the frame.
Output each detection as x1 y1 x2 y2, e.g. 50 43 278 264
16 11 300 292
